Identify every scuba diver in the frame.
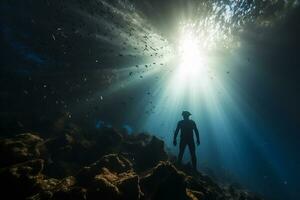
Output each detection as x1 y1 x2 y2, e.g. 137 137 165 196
173 111 200 170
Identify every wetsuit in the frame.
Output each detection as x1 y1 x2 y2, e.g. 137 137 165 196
174 119 200 169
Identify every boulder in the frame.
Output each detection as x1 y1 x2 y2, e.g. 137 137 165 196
116 173 141 200
122 135 168 171
96 154 133 173
77 154 141 200
94 128 123 153
76 154 132 186
140 161 189 200
0 159 45 199
87 173 121 200
27 176 77 200
0 133 45 167
44 133 75 161
46 176 77 199
43 132 90 178
88 168 141 200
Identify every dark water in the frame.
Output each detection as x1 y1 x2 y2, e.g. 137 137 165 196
1 1 300 199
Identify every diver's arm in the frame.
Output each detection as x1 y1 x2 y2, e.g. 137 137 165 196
173 122 180 146
194 123 200 145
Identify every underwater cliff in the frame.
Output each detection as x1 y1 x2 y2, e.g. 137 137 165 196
0 125 263 200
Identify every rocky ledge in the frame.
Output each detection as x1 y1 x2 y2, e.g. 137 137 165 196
0 127 263 200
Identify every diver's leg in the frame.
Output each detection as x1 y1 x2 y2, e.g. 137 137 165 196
188 140 197 170
178 140 186 164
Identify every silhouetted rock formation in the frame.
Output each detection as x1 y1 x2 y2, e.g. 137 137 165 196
0 133 46 167
140 161 189 200
0 128 263 200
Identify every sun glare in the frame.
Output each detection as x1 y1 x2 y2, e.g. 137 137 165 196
175 28 209 86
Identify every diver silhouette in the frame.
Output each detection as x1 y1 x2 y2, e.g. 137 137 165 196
173 111 200 170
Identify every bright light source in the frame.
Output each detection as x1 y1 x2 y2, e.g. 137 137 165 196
175 29 209 86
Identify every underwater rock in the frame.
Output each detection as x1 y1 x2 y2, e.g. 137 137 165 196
49 176 84 200
77 154 141 200
185 173 225 199
186 189 205 200
87 173 121 200
140 161 189 200
52 186 87 200
88 167 141 200
0 131 263 200
45 133 75 161
95 127 124 150
96 154 133 174
116 173 141 200
123 134 168 171
0 159 45 199
28 176 78 200
44 131 93 178
0 133 46 167
76 154 132 186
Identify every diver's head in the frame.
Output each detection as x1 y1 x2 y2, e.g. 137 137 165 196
182 111 191 120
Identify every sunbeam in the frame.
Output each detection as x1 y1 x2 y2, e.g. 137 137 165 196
176 26 209 86
1 0 300 200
